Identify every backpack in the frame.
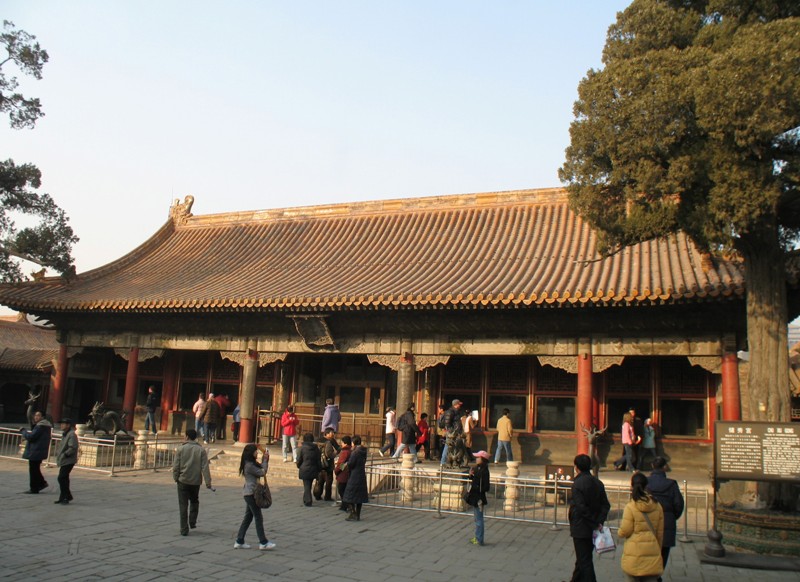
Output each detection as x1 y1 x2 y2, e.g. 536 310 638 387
318 443 329 467
437 414 447 430
397 413 407 432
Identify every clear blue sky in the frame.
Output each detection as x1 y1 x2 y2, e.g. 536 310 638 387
3 1 631 277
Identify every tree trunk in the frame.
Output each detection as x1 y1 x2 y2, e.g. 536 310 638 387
741 230 790 424
740 226 794 511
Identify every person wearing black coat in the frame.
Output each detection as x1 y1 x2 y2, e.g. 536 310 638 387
296 432 321 506
342 436 369 521
569 454 611 582
648 457 685 577
20 410 53 494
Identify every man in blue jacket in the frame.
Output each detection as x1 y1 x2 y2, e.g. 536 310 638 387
20 410 53 493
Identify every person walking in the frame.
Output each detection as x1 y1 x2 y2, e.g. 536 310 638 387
462 407 475 458
647 457 684 580
54 418 79 504
378 406 396 457
392 404 420 462
630 407 644 469
334 435 352 511
465 450 491 546
494 408 514 464
20 410 52 494
321 398 341 434
233 443 276 550
296 432 321 506
620 412 637 473
434 403 446 460
172 429 213 536
619 472 665 582
638 418 657 470
568 453 611 582
280 405 300 463
144 386 159 434
232 403 241 442
203 394 220 444
192 393 207 441
342 435 368 521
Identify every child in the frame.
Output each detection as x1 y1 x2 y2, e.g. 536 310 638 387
465 450 491 545
416 413 430 460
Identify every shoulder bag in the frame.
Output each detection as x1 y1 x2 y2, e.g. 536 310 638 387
254 475 272 509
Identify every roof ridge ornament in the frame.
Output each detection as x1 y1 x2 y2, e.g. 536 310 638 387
169 195 195 225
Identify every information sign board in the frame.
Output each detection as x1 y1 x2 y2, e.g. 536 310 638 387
715 421 800 483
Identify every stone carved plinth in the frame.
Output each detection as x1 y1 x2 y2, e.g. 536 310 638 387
77 434 134 467
503 461 521 512
433 468 469 511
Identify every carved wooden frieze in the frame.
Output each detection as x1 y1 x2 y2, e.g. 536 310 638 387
413 355 450 371
593 356 625 373
220 351 286 367
290 315 335 349
113 348 164 362
538 355 578 374
367 354 403 371
687 356 721 374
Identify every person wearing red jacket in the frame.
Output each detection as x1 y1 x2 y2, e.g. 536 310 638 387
416 413 431 460
280 405 301 462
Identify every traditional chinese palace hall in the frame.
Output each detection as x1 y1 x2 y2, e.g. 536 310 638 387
0 187 791 465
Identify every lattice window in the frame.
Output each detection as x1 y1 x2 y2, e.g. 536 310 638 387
537 364 576 394
443 357 481 392
111 353 127 375
488 357 528 392
182 351 209 380
660 357 707 395
606 358 651 394
212 353 240 382
139 356 164 377
257 362 276 384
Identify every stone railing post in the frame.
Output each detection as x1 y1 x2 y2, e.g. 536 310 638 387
401 453 416 502
134 430 149 469
503 461 521 512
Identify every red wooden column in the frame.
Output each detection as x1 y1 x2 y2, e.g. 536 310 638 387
122 347 140 431
721 352 741 421
576 350 593 455
239 346 259 444
49 343 69 423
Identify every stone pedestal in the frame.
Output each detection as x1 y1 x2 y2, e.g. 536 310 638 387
433 468 469 511
77 433 135 468
503 461 521 512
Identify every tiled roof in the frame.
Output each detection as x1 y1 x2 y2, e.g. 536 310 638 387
0 188 745 313
0 318 58 370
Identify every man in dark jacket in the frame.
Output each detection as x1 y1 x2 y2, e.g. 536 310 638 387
20 410 52 493
319 428 341 501
648 457 685 577
569 453 611 582
203 395 220 444
144 386 159 434
296 432 322 506
439 399 464 467
392 404 420 462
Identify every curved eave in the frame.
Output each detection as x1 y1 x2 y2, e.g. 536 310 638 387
4 287 746 316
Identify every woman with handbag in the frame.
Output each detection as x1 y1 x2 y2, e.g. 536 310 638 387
618 472 664 581
234 444 276 550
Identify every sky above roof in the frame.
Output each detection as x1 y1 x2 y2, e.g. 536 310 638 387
3 1 631 280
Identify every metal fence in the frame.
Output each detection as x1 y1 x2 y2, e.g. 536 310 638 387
0 427 185 476
363 458 710 539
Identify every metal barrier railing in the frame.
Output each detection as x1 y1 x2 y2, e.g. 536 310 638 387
0 427 185 476
362 458 711 538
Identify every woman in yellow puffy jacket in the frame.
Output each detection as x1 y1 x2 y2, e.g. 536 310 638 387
618 472 664 581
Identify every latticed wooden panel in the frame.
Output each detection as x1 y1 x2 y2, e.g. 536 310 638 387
443 357 481 392
212 353 240 381
182 351 209 380
660 357 707 395
607 358 651 394
488 357 528 392
256 362 276 384
537 364 576 394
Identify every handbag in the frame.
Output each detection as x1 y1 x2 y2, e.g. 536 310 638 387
592 525 616 554
253 475 272 509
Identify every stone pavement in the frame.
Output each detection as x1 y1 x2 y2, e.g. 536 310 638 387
1 458 797 582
